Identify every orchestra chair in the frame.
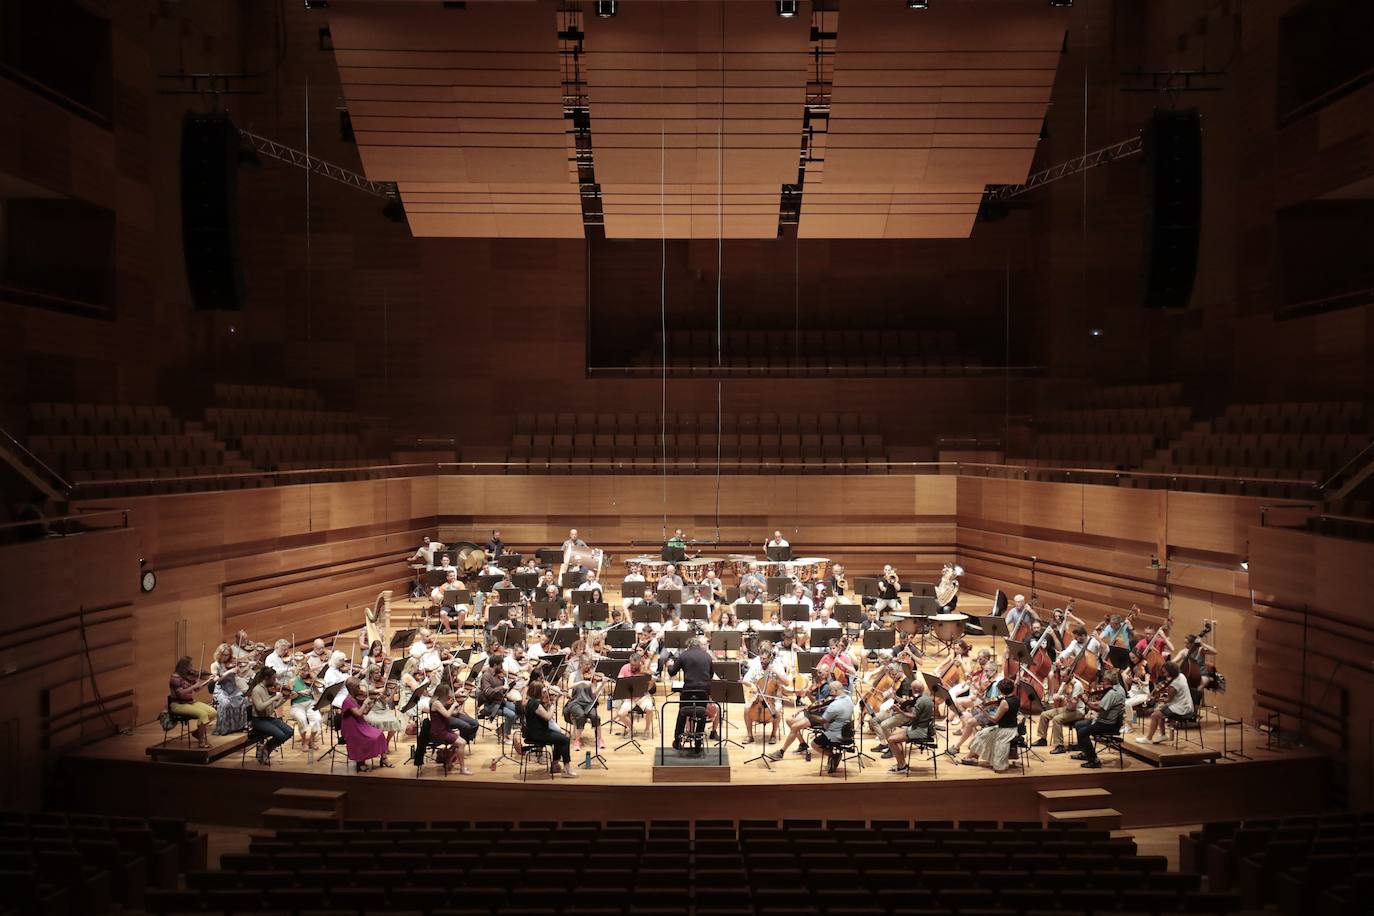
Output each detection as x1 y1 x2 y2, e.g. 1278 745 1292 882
1090 727 1127 769
1170 698 1206 750
159 701 198 747
816 721 859 779
518 741 553 781
410 716 448 778
900 730 941 778
237 729 285 768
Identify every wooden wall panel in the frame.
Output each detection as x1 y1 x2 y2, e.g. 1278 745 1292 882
1083 487 1166 548
1165 492 1267 557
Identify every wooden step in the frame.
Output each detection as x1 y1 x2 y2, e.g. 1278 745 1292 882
1049 807 1123 830
146 733 247 765
261 807 340 829
272 787 346 815
1038 787 1112 820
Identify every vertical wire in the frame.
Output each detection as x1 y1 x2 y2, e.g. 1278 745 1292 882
659 6 668 538
304 74 312 342
1081 27 1089 351
714 0 724 540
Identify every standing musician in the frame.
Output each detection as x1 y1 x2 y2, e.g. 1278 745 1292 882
934 563 961 613
561 528 588 568
1033 659 1085 754
209 643 250 737
1096 613 1134 647
764 661 833 763
884 678 935 775
811 670 856 776
247 672 293 766
485 529 504 560
409 536 446 570
741 644 788 744
1073 670 1126 768
665 528 688 552
168 656 217 749
1004 594 1032 632
666 635 719 748
1135 660 1194 745
1135 623 1174 657
874 566 902 613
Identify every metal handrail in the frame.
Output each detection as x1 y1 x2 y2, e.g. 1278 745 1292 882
0 507 128 535
1319 438 1374 492
0 424 72 492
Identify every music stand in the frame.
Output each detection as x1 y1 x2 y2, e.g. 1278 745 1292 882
735 602 764 626
498 553 521 570
992 589 1009 617
979 614 1010 661
496 626 528 648
863 628 897 652
709 630 742 656
1106 645 1132 671
710 679 746 753
810 626 841 648
595 658 623 679
681 602 710 623
622 580 647 600
661 630 690 651
496 587 522 605
528 601 558 622
656 588 682 607
766 545 793 562
911 582 937 599
386 658 407 682
661 545 686 563
577 601 608 628
780 603 811 627
633 604 665 627
725 585 741 603
911 596 940 616
477 574 501 591
425 570 448 588
613 674 653 754
606 629 636 650
511 572 538 592
535 547 563 564
551 627 580 649
441 587 470 608
390 628 417 652
559 571 583 589
486 605 512 626
834 602 865 628
766 577 792 600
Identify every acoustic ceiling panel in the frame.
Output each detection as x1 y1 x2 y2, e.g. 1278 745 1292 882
800 0 1067 238
326 0 579 236
583 2 809 238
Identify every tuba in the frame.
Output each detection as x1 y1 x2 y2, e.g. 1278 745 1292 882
934 564 963 607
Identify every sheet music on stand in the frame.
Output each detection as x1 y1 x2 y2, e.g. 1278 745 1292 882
810 626 841 646
496 626 528 648
681 602 710 622
575 601 609 628
606 629 636 650
709 630 742 654
780 603 811 625
622 581 647 600
661 630 690 651
734 602 764 624
633 604 665 626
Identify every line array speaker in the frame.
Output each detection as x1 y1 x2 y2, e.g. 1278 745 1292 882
1141 108 1202 309
180 112 244 311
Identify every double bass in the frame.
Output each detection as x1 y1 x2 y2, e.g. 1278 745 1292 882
1180 621 1214 689
1144 616 1174 680
744 668 784 730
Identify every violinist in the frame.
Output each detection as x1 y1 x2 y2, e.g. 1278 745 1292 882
1033 659 1084 754
564 659 606 754
362 639 387 669
634 626 662 674
1135 660 1194 745
525 679 576 778
953 677 1020 772
168 656 217 749
248 672 293 766
885 678 935 775
322 651 351 692
428 683 472 776
742 645 788 744
305 638 331 676
476 644 518 737
230 629 257 662
666 635 719 748
339 677 394 772
288 664 323 751
363 663 405 739
264 639 294 683
209 643 250 736
1072 670 1125 768
765 661 833 763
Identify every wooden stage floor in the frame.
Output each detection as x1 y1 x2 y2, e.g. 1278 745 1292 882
64 595 1329 829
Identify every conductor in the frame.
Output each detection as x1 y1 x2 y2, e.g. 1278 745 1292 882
665 636 719 749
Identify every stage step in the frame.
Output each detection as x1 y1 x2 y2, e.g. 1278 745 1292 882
272 787 346 816
1049 807 1124 830
146 733 247 765
261 806 340 828
1038 787 1112 822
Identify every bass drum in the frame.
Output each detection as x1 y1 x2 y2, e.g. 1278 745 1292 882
454 542 486 573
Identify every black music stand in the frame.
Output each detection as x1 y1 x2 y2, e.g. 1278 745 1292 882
390 628 417 652
622 580 647 600
734 602 764 626
535 547 563 565
633 604 665 627
528 601 558 622
766 545 793 562
656 588 683 607
613 674 653 754
709 630 742 656
863 628 897 652
853 577 880 606
661 630 690 651
511 572 538 592
661 545 686 563
486 605 513 627
442 588 470 609
1005 639 1030 669
780 603 811 626
551 628 580 649
313 681 348 769
605 629 636 650
498 554 521 570
766 577 792 600
496 626 527 648
560 571 584 589
386 658 407 682
834 602 865 632
594 658 623 679
1105 645 1132 671
681 602 710 623
992 589 1009 617
711 679 746 753
810 626 841 648
575 601 608 628
496 587 522 605
979 614 1010 662
477 574 501 591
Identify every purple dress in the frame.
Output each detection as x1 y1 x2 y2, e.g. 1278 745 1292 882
339 694 390 763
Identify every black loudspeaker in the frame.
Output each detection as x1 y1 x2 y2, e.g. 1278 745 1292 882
1141 108 1201 308
181 112 244 311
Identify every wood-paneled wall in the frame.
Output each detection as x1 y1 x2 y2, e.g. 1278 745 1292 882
1249 526 1374 809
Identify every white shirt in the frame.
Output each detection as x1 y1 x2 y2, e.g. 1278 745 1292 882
744 657 787 686
1166 673 1194 716
576 580 598 591
265 652 291 675
322 665 348 689
502 655 523 676
1055 637 1102 667
1057 677 1085 716
767 538 790 547
624 573 645 583
415 541 443 568
410 640 429 660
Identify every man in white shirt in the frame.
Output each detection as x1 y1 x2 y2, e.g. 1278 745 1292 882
305 638 330 676
409 536 445 570
577 571 600 592
657 565 685 592
742 645 788 743
1137 661 1195 745
264 639 293 684
766 530 790 548
1055 625 1101 667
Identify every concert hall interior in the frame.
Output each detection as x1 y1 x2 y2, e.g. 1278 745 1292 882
1 0 1373 914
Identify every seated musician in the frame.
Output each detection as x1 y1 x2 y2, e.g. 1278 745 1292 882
885 678 936 775
870 661 916 750
826 563 847 599
428 684 471 776
525 677 576 778
611 651 655 733
1135 660 1194 745
435 554 460 580
168 656 217 749
859 606 882 632
1004 594 1031 632
248 672 293 766
1027 618 1062 656
1073 670 1126 768
305 638 330 676
811 671 856 776
432 568 468 631
710 606 737 633
700 568 724 603
288 665 323 751
1135 624 1173 657
765 660 832 763
1034 659 1085 754
1120 649 1153 734
322 651 350 692
819 637 856 687
264 639 294 683
476 644 518 736
733 584 764 611
634 626 661 673
954 677 1020 773
742 644 788 744
410 629 445 671
564 661 605 754
576 570 600 592
1055 625 1100 666
536 569 559 595
621 567 646 611
657 564 685 592
874 566 902 612
606 608 633 630
494 570 515 591
230 629 256 662
766 530 790 549
540 584 567 612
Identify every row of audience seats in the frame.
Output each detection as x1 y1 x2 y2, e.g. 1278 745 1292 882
1063 383 1184 410
213 383 324 411
1212 402 1364 436
1180 811 1373 916
516 412 879 437
1021 433 1159 469
0 811 206 916
655 329 962 359
236 434 368 469
511 432 886 461
1144 430 1367 482
28 431 251 480
204 407 360 439
1037 407 1192 440
139 818 1244 916
29 402 179 436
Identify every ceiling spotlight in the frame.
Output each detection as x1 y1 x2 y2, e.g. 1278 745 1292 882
1240 560 1249 571
907 0 929 9
776 1 799 17
1049 0 1073 7
594 0 616 18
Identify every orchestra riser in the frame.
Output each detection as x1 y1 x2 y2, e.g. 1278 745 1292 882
62 725 1327 831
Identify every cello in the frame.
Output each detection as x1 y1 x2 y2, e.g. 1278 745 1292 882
744 668 783 733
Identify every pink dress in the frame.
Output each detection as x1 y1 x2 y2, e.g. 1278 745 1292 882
339 694 390 763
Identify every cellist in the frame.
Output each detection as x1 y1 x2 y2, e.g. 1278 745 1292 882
742 644 788 744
